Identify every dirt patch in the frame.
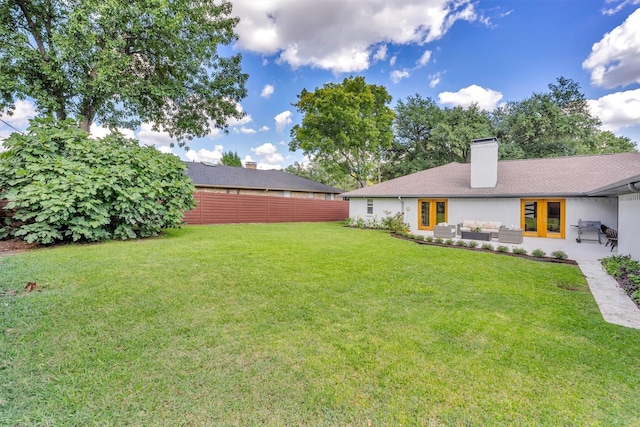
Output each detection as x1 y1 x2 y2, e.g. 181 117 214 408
0 239 37 257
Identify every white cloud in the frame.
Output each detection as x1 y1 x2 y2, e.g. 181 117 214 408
389 55 397 66
240 126 257 134
185 145 225 163
373 45 388 61
157 146 176 155
0 130 12 152
261 84 275 98
583 8 640 89
602 0 640 16
89 123 135 140
416 50 432 67
391 69 410 84
0 99 36 128
226 102 253 127
232 0 485 74
275 110 292 132
252 142 278 156
429 72 442 88
136 122 176 147
588 88 640 131
438 84 503 111
251 142 285 169
260 125 270 132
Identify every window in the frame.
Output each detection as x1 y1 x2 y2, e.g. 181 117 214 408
367 199 374 215
418 199 448 230
325 193 334 200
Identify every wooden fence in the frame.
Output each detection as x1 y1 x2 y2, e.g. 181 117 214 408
183 192 349 225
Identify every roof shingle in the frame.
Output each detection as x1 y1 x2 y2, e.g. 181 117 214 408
342 153 640 198
185 162 344 194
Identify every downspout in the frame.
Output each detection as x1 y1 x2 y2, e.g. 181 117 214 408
628 181 640 193
398 196 405 215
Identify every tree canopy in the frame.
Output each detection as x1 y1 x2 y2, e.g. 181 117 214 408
220 150 242 167
381 77 636 181
289 76 395 188
382 96 493 180
0 118 195 244
0 0 248 142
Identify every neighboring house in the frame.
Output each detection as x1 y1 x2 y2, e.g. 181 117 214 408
342 138 640 260
183 161 348 224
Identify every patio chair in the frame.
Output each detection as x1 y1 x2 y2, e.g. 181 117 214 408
600 224 618 251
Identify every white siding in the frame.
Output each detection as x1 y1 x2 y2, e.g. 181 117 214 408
448 198 521 227
348 196 619 239
348 198 405 222
566 197 618 230
618 193 640 260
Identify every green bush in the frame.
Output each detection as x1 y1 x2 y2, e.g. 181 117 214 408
512 247 527 255
426 236 434 242
434 237 443 244
444 238 454 245
467 240 478 248
532 249 546 258
551 250 568 260
455 240 467 247
0 118 196 244
496 245 509 253
481 243 494 251
382 211 410 234
602 255 640 306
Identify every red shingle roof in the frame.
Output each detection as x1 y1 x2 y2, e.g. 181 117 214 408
342 153 640 198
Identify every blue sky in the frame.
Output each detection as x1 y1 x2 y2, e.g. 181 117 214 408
2 0 640 170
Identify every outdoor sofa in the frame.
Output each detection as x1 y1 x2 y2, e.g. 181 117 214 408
457 219 502 239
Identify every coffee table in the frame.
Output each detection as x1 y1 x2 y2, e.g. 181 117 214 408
461 231 492 241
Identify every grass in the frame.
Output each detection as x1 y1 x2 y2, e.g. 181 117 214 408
2 222 640 425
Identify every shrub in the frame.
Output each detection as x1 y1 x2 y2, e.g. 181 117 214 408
455 240 467 247
512 247 527 255
467 240 478 248
496 245 509 253
426 236 434 243
551 250 568 260
415 235 425 241
532 249 546 258
481 243 494 251
0 118 195 244
602 255 640 306
444 239 454 245
344 217 355 227
434 237 443 244
382 211 410 234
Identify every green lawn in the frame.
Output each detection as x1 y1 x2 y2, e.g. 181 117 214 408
2 222 640 425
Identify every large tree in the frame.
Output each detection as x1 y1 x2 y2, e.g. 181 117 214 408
494 77 634 158
284 158 357 191
0 0 248 141
289 76 395 188
382 96 495 180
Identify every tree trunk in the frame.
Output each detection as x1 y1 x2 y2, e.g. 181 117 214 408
79 116 92 133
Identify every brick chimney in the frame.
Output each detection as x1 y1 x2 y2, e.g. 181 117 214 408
470 137 498 188
245 161 257 170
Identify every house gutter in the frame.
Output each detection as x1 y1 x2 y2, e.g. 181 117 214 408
628 181 640 193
